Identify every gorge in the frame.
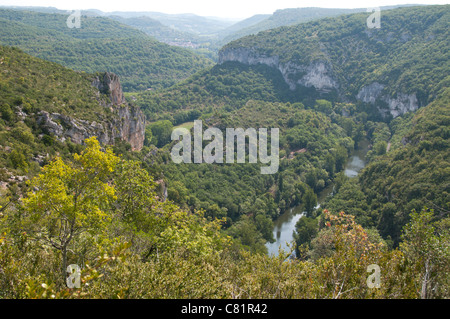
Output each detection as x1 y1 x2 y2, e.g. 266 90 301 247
266 138 371 256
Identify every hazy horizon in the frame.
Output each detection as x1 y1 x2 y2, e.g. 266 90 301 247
0 0 449 19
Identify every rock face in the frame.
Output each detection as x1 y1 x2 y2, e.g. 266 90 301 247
218 47 338 93
356 82 419 118
38 72 145 151
92 72 126 106
219 47 419 117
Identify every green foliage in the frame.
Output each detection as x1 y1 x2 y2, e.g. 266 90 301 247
0 5 448 300
1 141 449 298
0 103 13 121
293 217 318 251
148 120 174 148
222 5 450 107
221 7 367 45
0 9 213 92
302 188 317 217
227 215 268 254
142 99 357 254
134 62 306 122
359 89 450 244
0 45 123 180
8 148 29 171
320 89 450 246
21 137 119 283
144 126 153 147
400 209 450 298
4 205 446 298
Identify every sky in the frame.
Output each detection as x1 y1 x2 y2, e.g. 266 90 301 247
0 0 448 19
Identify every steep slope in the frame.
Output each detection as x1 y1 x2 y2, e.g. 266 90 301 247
321 88 450 246
0 45 145 185
220 7 365 45
135 62 300 121
135 6 449 122
360 88 450 243
0 9 213 91
219 5 449 118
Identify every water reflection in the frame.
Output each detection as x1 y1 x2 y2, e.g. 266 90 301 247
266 207 305 255
266 139 370 256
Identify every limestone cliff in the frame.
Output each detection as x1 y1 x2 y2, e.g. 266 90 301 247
218 47 338 93
356 82 419 118
219 47 418 118
38 72 145 151
92 72 126 106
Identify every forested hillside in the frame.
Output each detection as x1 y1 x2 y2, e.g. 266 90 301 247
303 88 450 252
0 9 213 91
219 7 365 45
343 89 449 244
0 5 448 300
0 45 146 190
135 6 449 123
220 5 449 115
133 4 449 262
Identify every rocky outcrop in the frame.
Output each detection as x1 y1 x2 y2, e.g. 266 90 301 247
156 179 168 202
383 93 419 118
356 82 385 104
218 47 338 93
220 47 420 118
218 47 280 69
38 72 145 151
92 72 126 106
296 61 338 92
357 82 419 118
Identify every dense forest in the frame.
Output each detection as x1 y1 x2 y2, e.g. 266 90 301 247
0 4 449 300
0 9 213 91
222 5 449 107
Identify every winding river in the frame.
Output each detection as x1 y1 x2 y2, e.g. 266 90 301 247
266 139 370 256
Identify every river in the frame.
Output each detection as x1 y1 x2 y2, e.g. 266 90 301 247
266 139 370 256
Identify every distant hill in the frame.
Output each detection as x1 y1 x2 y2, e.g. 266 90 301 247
220 5 449 118
98 10 236 36
109 15 200 45
220 7 365 45
218 14 271 38
220 5 426 45
0 9 213 91
134 5 449 123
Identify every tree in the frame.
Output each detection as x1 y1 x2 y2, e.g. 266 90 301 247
149 120 173 148
255 213 275 243
144 126 153 147
302 187 317 217
227 215 267 254
22 137 119 284
294 217 318 256
400 209 450 299
0 103 13 122
315 99 332 114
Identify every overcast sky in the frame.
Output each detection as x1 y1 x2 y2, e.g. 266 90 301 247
0 0 448 19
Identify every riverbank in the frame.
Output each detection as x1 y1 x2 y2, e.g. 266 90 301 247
266 139 370 256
